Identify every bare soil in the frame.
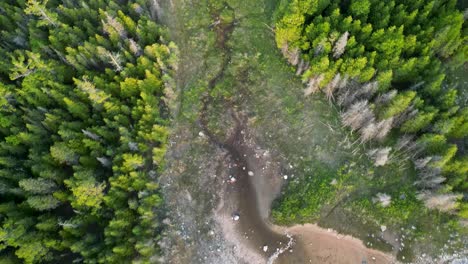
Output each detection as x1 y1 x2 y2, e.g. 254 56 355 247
275 224 397 264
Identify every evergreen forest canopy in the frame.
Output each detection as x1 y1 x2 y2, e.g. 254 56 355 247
0 0 176 263
0 0 466 263
275 0 468 217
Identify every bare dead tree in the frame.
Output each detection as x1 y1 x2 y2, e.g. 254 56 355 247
359 120 378 142
395 135 422 158
417 192 461 212
333 31 349 58
281 43 301 66
324 73 342 101
128 38 142 56
289 48 300 66
393 105 418 127
108 52 123 71
128 142 139 151
336 80 361 107
395 135 413 151
314 42 325 56
368 147 392 166
357 81 379 100
374 117 394 140
149 0 163 21
295 59 310 76
281 42 289 58
375 89 397 105
97 47 123 72
82 129 101 141
409 81 425 90
304 74 325 96
97 157 111 168
341 100 374 131
295 59 304 76
337 74 349 92
102 13 127 39
414 156 432 169
414 166 444 188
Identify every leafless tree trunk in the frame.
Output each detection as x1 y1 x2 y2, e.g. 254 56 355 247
295 58 310 76
102 13 127 39
414 156 432 169
304 74 324 96
97 157 111 168
417 192 461 212
324 73 341 101
341 100 374 131
82 129 101 141
333 31 349 58
368 147 392 166
128 39 142 56
393 106 418 127
374 117 394 140
150 0 163 21
359 120 378 142
375 89 397 105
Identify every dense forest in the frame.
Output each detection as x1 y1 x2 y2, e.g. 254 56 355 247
275 0 467 218
0 0 175 263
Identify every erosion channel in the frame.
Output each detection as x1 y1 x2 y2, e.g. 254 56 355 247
158 0 398 263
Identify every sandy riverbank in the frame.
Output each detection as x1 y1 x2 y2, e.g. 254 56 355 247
213 123 398 264
274 224 397 264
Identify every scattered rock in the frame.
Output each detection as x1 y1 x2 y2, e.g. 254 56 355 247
331 179 338 185
380 225 387 232
263 245 268 252
198 131 205 137
229 176 237 183
248 171 254 176
283 175 288 180
232 213 240 221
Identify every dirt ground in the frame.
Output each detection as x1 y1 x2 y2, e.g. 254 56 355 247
275 224 397 264
210 119 398 264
